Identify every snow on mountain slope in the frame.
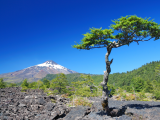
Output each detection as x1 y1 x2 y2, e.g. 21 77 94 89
0 60 78 83
36 61 68 70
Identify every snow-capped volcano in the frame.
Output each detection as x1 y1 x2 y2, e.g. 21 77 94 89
36 60 67 70
0 60 77 83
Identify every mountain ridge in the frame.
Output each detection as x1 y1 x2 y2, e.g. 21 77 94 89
39 60 160 88
0 60 78 83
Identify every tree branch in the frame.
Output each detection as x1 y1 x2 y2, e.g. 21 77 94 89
85 36 155 50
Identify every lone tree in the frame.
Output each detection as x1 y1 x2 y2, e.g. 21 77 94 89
72 15 160 114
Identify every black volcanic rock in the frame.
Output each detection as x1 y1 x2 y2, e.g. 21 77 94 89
1 88 160 120
0 87 72 120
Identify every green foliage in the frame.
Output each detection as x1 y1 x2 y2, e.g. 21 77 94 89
72 15 160 50
131 76 145 92
50 73 69 95
51 99 56 103
111 15 160 41
80 74 94 86
41 74 58 81
126 86 133 92
42 59 160 100
41 73 94 85
44 89 55 96
117 87 123 94
72 27 114 50
14 61 160 101
80 74 98 94
136 90 146 101
151 80 160 100
70 74 99 97
66 96 93 107
21 79 29 91
40 61 160 92
108 61 160 89
153 91 160 100
15 81 23 86
42 78 50 88
154 64 160 82
28 82 37 89
91 75 103 86
107 83 116 96
125 94 136 101
144 79 153 93
71 15 160 102
36 80 44 89
21 79 29 88
0 78 6 88
7 83 17 87
21 86 28 92
75 86 92 97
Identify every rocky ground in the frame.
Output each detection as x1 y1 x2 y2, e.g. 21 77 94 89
83 97 160 120
0 87 160 120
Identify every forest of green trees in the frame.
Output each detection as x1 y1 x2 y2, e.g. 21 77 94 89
1 60 160 102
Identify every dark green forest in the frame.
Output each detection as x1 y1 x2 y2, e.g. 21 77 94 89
108 60 160 88
40 73 103 86
40 60 160 89
1 60 160 102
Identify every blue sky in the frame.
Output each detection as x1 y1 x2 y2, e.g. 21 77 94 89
0 0 160 75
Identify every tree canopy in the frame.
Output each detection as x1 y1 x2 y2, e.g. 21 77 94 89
21 79 29 88
50 73 70 95
72 15 160 50
0 78 6 88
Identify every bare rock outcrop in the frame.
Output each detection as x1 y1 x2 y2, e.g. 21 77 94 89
0 87 72 120
1 87 160 120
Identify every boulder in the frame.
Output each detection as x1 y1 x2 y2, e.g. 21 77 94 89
0 87 134 120
0 87 71 120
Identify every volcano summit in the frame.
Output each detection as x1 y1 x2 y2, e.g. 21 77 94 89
0 60 77 83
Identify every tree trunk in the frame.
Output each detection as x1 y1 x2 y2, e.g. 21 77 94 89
101 46 113 113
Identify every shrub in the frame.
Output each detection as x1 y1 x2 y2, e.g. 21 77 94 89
153 90 160 100
0 78 6 88
21 79 29 88
61 93 69 98
117 87 123 94
67 96 93 107
126 86 133 92
136 91 146 101
51 99 56 103
107 84 116 96
21 86 28 92
131 76 145 92
144 79 153 93
125 94 136 101
44 89 55 96
75 86 94 97
7 83 17 87
116 96 121 101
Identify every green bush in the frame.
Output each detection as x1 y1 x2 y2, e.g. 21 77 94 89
21 79 29 88
144 79 153 93
107 84 116 96
131 76 145 92
153 90 160 100
125 94 136 101
136 91 146 101
0 78 6 88
7 83 17 87
75 86 92 97
126 86 133 92
42 78 50 88
21 86 28 92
